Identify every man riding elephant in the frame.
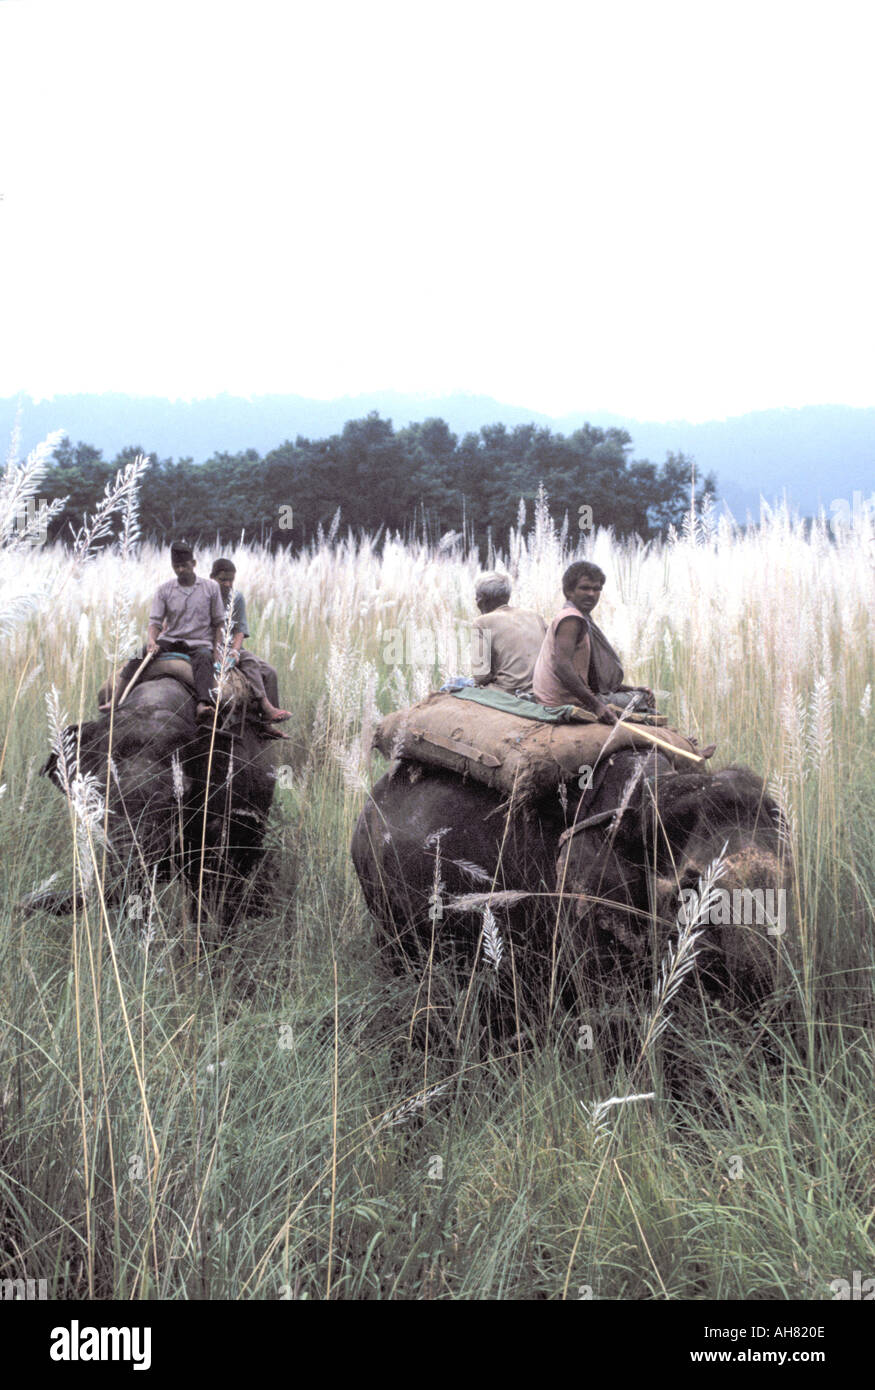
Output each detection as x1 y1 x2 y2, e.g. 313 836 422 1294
209 558 291 724
101 540 225 721
533 560 656 723
470 571 547 695
33 542 279 920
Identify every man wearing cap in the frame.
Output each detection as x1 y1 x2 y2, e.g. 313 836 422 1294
101 541 225 721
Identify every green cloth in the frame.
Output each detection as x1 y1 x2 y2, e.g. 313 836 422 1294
451 686 583 723
450 684 666 726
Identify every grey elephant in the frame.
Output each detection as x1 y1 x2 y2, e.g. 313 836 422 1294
25 669 278 921
351 747 792 1024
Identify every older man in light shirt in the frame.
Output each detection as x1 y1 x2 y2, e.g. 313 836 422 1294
470 572 547 695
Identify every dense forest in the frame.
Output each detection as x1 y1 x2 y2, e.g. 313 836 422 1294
40 413 715 548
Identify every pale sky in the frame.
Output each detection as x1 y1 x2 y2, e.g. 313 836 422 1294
1 0 874 423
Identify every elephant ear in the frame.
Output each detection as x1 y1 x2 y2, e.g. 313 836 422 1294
76 717 111 754
640 773 715 856
649 766 783 855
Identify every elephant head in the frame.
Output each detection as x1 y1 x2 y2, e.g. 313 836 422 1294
645 765 792 999
554 755 792 1002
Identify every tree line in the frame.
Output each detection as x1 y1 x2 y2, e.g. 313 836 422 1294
42 413 715 548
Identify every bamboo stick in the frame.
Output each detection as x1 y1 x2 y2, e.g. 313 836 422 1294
117 651 155 706
570 705 709 765
611 722 708 765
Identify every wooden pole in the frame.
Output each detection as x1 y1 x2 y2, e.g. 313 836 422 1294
570 706 709 766
605 720 708 765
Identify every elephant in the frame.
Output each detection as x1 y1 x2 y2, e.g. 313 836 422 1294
351 746 792 1028
24 670 278 921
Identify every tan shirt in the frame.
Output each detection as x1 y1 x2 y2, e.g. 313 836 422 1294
532 602 592 706
149 577 225 650
471 605 547 694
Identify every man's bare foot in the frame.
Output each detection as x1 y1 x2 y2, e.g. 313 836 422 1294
261 701 292 722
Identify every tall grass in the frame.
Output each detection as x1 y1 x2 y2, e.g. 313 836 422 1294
0 470 873 1299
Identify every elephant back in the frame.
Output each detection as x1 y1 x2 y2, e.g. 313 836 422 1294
141 654 196 688
374 691 703 800
140 657 250 716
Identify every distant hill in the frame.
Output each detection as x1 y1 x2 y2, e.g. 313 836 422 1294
2 391 872 519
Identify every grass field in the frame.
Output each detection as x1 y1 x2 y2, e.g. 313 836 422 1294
1 466 874 1300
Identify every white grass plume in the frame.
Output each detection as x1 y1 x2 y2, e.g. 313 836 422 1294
16 756 35 812
481 906 504 972
69 772 106 834
580 1091 656 1145
330 738 369 792
448 889 531 911
18 662 43 696
806 674 833 774
71 453 150 564
44 686 108 890
0 430 68 633
115 453 147 560
97 451 149 662
210 580 238 706
171 750 184 802
424 827 452 848
640 843 727 1051
768 774 797 856
45 686 76 794
0 429 67 547
69 771 107 894
28 871 59 899
451 859 492 884
781 684 808 783
427 834 445 927
375 1082 449 1131
0 590 45 636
